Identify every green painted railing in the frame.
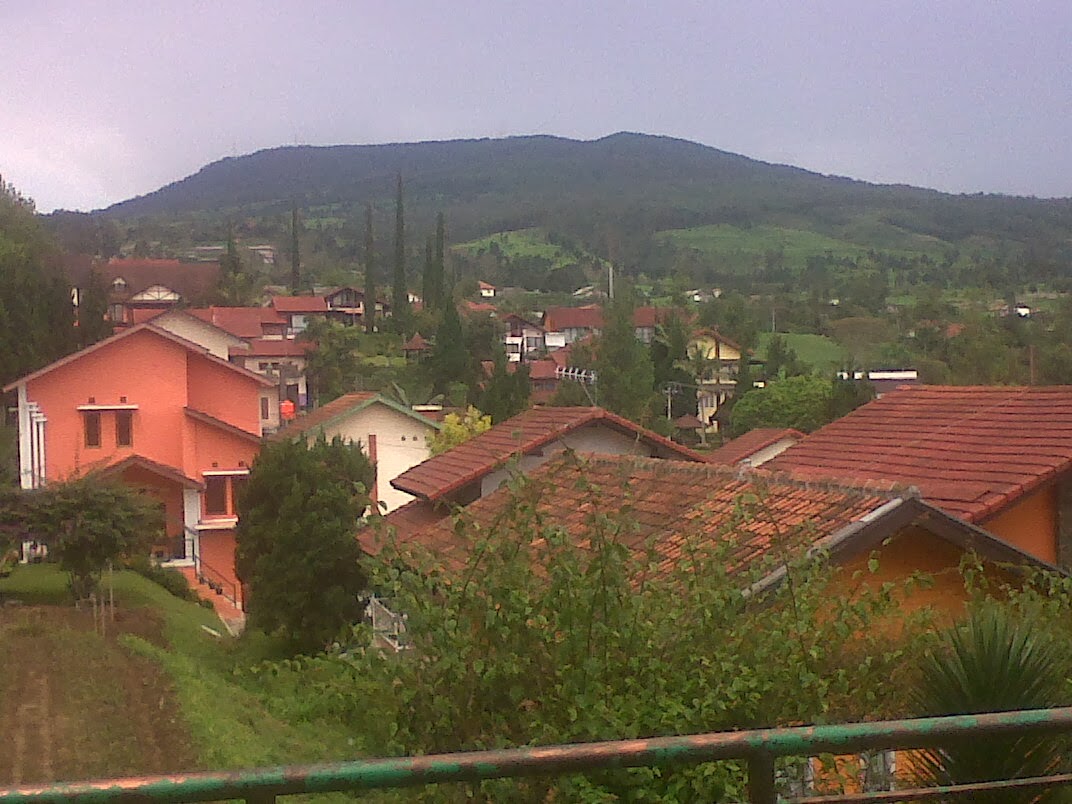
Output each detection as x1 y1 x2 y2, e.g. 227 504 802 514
2 707 1072 803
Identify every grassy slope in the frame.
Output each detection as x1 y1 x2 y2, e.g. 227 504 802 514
453 227 603 269
655 223 948 268
756 332 849 374
0 565 365 783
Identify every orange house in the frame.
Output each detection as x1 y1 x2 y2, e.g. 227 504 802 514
4 323 278 607
768 386 1072 569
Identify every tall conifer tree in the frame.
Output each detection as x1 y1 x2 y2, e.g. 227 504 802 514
364 203 376 334
289 205 301 293
391 174 410 333
433 212 446 312
422 235 435 312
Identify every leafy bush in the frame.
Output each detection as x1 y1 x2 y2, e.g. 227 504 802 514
125 555 198 603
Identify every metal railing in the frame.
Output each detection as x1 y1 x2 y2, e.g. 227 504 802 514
1 707 1071 802
187 528 242 610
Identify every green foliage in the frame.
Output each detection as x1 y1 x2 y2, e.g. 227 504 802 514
77 267 112 347
427 406 492 456
25 476 161 599
911 602 1072 801
364 203 376 334
236 437 374 653
731 374 835 436
762 333 809 379
0 179 77 387
124 554 200 603
391 174 411 334
476 351 530 423
216 228 263 305
428 300 469 396
349 462 928 800
594 286 656 423
302 318 366 404
652 313 694 419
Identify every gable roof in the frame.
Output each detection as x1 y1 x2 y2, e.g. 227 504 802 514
139 308 249 345
187 306 287 339
270 295 329 313
230 338 314 358
268 392 441 443
2 323 273 393
97 453 204 490
541 305 685 332
69 258 219 302
184 407 262 443
368 453 1059 579
768 385 1072 522
391 406 707 502
707 428 804 466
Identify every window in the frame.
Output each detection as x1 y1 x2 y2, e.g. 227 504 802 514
115 410 133 447
83 411 101 448
260 397 270 420
204 477 228 516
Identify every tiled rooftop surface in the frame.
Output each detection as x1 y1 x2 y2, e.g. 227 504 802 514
230 338 314 358
187 306 286 339
268 392 379 442
768 386 1072 522
270 295 329 313
373 453 899 576
390 406 707 501
707 428 804 466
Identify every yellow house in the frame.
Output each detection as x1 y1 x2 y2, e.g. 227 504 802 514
686 328 743 431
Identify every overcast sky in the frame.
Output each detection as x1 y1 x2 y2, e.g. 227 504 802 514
3 1 1070 212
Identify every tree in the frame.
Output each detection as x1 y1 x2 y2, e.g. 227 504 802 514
363 203 376 334
428 299 468 396
235 436 374 653
28 476 161 599
302 318 365 405
77 267 111 348
730 374 834 436
391 174 410 334
477 350 530 423
433 212 446 312
289 205 301 293
421 235 434 312
911 603 1072 802
427 406 492 456
593 285 655 423
652 312 695 420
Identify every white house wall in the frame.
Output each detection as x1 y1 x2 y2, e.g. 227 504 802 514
152 313 245 360
314 403 436 514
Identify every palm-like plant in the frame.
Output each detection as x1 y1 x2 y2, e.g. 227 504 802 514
911 604 1072 802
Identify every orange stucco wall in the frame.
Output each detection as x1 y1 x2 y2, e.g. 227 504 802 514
838 526 1017 619
185 352 264 435
198 529 240 598
188 419 259 474
980 484 1057 564
28 330 190 479
119 465 185 540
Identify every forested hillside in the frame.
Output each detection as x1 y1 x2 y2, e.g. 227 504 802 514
90 133 1072 289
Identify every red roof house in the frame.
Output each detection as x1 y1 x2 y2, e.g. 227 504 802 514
768 386 1072 565
707 428 804 467
4 324 278 611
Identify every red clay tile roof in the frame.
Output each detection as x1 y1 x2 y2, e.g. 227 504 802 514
527 359 559 381
230 338 314 358
67 259 220 302
391 406 708 502
542 305 602 331
768 386 1072 522
708 428 804 465
402 332 431 352
371 453 901 575
463 300 498 314
187 306 287 339
270 295 329 313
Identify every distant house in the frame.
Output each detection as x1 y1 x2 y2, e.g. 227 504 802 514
67 257 219 326
269 295 329 335
401 332 431 362
541 305 686 347
227 339 314 414
324 286 388 327
687 328 744 432
187 306 288 340
3 323 278 610
270 392 441 513
478 281 496 298
501 313 546 362
769 385 1072 567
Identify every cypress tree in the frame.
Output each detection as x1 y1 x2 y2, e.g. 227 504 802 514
422 235 435 312
433 212 446 312
289 205 301 293
391 174 410 333
364 203 376 334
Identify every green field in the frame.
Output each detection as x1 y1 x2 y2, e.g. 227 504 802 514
757 332 848 374
656 223 947 268
454 228 602 269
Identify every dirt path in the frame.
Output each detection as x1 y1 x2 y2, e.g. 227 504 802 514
0 604 197 787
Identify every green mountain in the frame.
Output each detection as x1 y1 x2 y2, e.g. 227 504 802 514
94 132 1072 284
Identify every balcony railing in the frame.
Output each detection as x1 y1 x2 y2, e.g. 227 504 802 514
1 707 1071 802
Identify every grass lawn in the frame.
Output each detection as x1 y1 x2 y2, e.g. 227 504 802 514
0 564 369 796
757 332 848 374
454 227 602 269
